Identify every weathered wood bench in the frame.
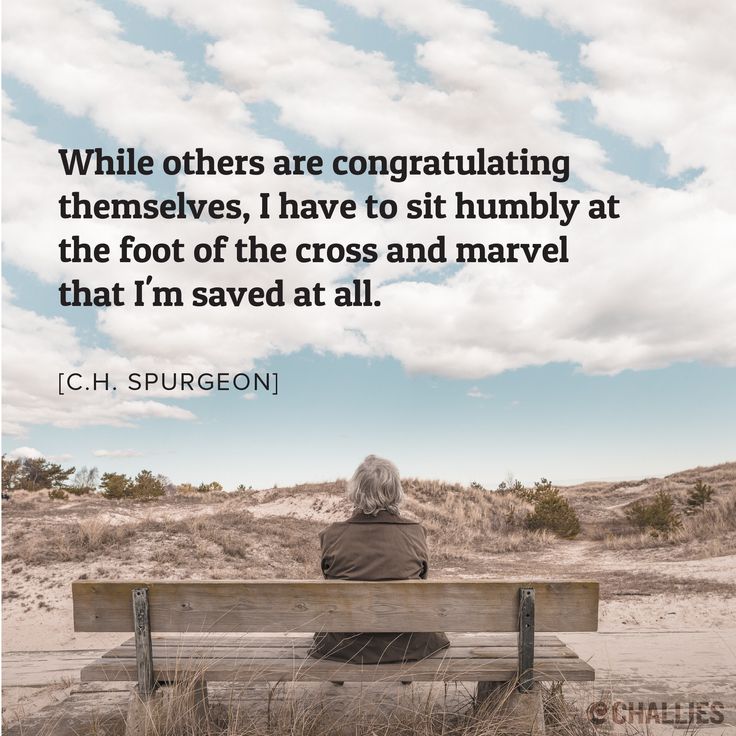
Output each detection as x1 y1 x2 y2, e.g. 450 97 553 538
72 580 598 734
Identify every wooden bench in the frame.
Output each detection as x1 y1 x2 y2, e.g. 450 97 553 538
72 580 598 734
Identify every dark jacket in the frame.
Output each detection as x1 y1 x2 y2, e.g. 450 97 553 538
308 510 450 664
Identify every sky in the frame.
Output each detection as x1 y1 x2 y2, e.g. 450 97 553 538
2 0 735 489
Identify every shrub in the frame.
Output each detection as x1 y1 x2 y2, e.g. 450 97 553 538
625 490 682 535
513 478 548 503
100 470 166 499
508 479 526 495
2 455 75 491
687 479 716 510
525 480 581 539
66 486 91 496
497 477 525 495
2 455 23 490
196 481 223 493
100 472 132 499
48 488 69 501
131 470 165 499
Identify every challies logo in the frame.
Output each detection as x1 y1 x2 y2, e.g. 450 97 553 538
586 700 725 727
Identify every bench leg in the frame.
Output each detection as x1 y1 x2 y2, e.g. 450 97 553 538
124 679 211 736
477 682 546 736
192 678 211 732
125 686 157 736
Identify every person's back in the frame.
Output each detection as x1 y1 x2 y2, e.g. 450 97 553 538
308 456 450 664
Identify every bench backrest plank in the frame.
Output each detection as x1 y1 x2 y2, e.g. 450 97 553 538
73 580 598 633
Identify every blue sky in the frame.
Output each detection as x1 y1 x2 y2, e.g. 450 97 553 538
15 355 736 488
2 0 734 489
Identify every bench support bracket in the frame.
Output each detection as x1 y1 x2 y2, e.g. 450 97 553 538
517 587 535 692
132 587 156 697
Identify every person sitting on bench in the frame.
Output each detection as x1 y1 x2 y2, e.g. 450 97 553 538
309 454 450 664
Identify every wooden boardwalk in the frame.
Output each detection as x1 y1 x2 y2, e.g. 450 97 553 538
3 630 736 735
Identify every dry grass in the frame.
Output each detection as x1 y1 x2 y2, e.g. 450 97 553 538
46 675 599 736
2 481 551 574
181 510 323 576
5 464 735 568
599 490 736 552
2 506 323 578
402 480 553 560
2 516 138 565
675 491 736 540
2 465 734 585
4 476 732 574
247 480 347 504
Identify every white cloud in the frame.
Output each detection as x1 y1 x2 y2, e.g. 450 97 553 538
1 0 734 437
5 446 44 459
93 449 144 458
1 281 198 435
503 0 736 192
467 387 492 399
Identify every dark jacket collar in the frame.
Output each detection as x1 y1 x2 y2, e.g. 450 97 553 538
347 509 419 524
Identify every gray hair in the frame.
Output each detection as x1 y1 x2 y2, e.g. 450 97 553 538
348 455 404 516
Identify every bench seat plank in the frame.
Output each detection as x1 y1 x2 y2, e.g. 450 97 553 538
81 655 594 683
102 645 578 661
73 580 599 633
82 634 594 683
101 646 578 661
116 633 566 649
